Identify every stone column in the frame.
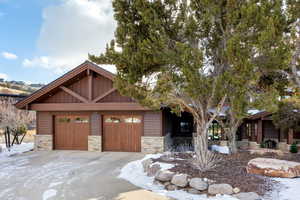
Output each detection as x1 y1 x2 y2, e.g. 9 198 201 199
141 136 164 153
34 135 53 151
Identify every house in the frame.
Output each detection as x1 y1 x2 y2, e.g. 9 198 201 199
16 61 194 153
236 111 300 151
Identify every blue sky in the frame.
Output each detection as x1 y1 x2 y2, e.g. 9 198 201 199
0 0 115 84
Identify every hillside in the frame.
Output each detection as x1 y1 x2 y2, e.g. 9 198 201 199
0 79 44 95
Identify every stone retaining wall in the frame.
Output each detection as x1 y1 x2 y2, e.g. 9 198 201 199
88 135 102 152
34 135 53 151
141 136 164 153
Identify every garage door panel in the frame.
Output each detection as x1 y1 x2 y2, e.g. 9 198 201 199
103 115 142 152
55 115 89 150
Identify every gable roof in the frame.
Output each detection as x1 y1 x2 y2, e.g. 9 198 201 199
15 61 115 109
247 111 272 120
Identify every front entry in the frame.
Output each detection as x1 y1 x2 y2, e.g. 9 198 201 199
54 115 89 150
103 115 142 152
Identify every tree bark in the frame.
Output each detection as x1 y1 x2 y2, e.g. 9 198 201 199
193 121 219 172
227 126 238 154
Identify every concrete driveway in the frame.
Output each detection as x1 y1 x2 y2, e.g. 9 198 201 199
0 151 144 200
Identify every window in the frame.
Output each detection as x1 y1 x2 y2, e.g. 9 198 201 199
105 117 121 123
58 117 71 123
74 117 89 123
124 117 141 123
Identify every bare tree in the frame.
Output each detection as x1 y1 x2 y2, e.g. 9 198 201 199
0 98 35 135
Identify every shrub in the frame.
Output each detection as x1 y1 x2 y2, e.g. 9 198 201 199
260 142 265 148
290 143 298 153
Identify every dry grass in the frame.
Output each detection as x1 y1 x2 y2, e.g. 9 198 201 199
0 129 36 144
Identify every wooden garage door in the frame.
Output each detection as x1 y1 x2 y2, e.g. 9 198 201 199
54 115 89 150
103 115 142 152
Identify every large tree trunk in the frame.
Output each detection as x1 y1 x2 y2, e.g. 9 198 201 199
193 121 219 172
226 123 240 154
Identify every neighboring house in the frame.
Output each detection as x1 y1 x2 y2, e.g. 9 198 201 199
16 61 193 153
236 111 300 151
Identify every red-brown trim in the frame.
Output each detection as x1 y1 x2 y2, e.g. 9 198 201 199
30 103 151 111
15 61 115 109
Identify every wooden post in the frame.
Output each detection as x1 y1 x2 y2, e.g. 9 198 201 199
251 122 256 142
88 72 93 101
256 120 263 144
288 129 294 144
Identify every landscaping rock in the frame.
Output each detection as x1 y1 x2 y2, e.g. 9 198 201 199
189 178 208 191
147 164 161 177
165 184 177 191
233 192 261 200
155 170 175 182
247 158 300 178
171 174 188 187
249 149 284 156
160 155 175 162
233 187 240 194
187 188 201 194
208 184 233 195
142 158 153 172
163 181 171 186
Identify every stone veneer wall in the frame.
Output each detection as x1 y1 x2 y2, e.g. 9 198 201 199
34 135 53 151
141 136 165 153
88 135 102 152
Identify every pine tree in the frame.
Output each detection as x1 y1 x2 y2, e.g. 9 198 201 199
90 0 295 170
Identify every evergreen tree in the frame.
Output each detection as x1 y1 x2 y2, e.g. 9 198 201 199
91 0 295 169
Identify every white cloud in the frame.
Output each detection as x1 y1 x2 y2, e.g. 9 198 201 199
0 73 8 80
1 52 18 60
23 0 116 74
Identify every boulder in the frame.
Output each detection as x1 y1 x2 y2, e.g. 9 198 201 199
165 184 177 191
171 174 188 187
208 184 233 195
142 158 153 172
147 164 161 177
187 188 201 195
247 158 300 178
189 178 208 191
233 187 240 194
155 170 175 182
233 192 261 200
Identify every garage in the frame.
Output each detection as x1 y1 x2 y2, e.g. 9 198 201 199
103 115 142 152
54 115 90 150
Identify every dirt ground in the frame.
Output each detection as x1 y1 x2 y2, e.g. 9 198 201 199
154 151 300 196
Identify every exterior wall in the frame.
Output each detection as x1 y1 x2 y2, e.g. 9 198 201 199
144 111 162 136
141 136 164 153
88 135 102 151
37 112 53 135
34 135 53 150
91 112 101 136
142 111 164 153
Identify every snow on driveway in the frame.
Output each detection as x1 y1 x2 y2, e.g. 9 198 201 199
267 178 300 200
0 150 143 200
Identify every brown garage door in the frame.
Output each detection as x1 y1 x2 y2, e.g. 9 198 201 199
103 115 142 152
54 115 89 150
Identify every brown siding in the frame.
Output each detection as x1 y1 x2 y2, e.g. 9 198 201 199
68 75 89 99
42 89 81 103
99 90 134 103
92 74 113 99
144 111 162 136
37 111 53 135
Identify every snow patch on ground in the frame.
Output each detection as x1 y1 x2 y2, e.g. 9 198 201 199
211 145 230 154
0 143 34 157
119 154 237 200
43 189 57 200
268 178 300 200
